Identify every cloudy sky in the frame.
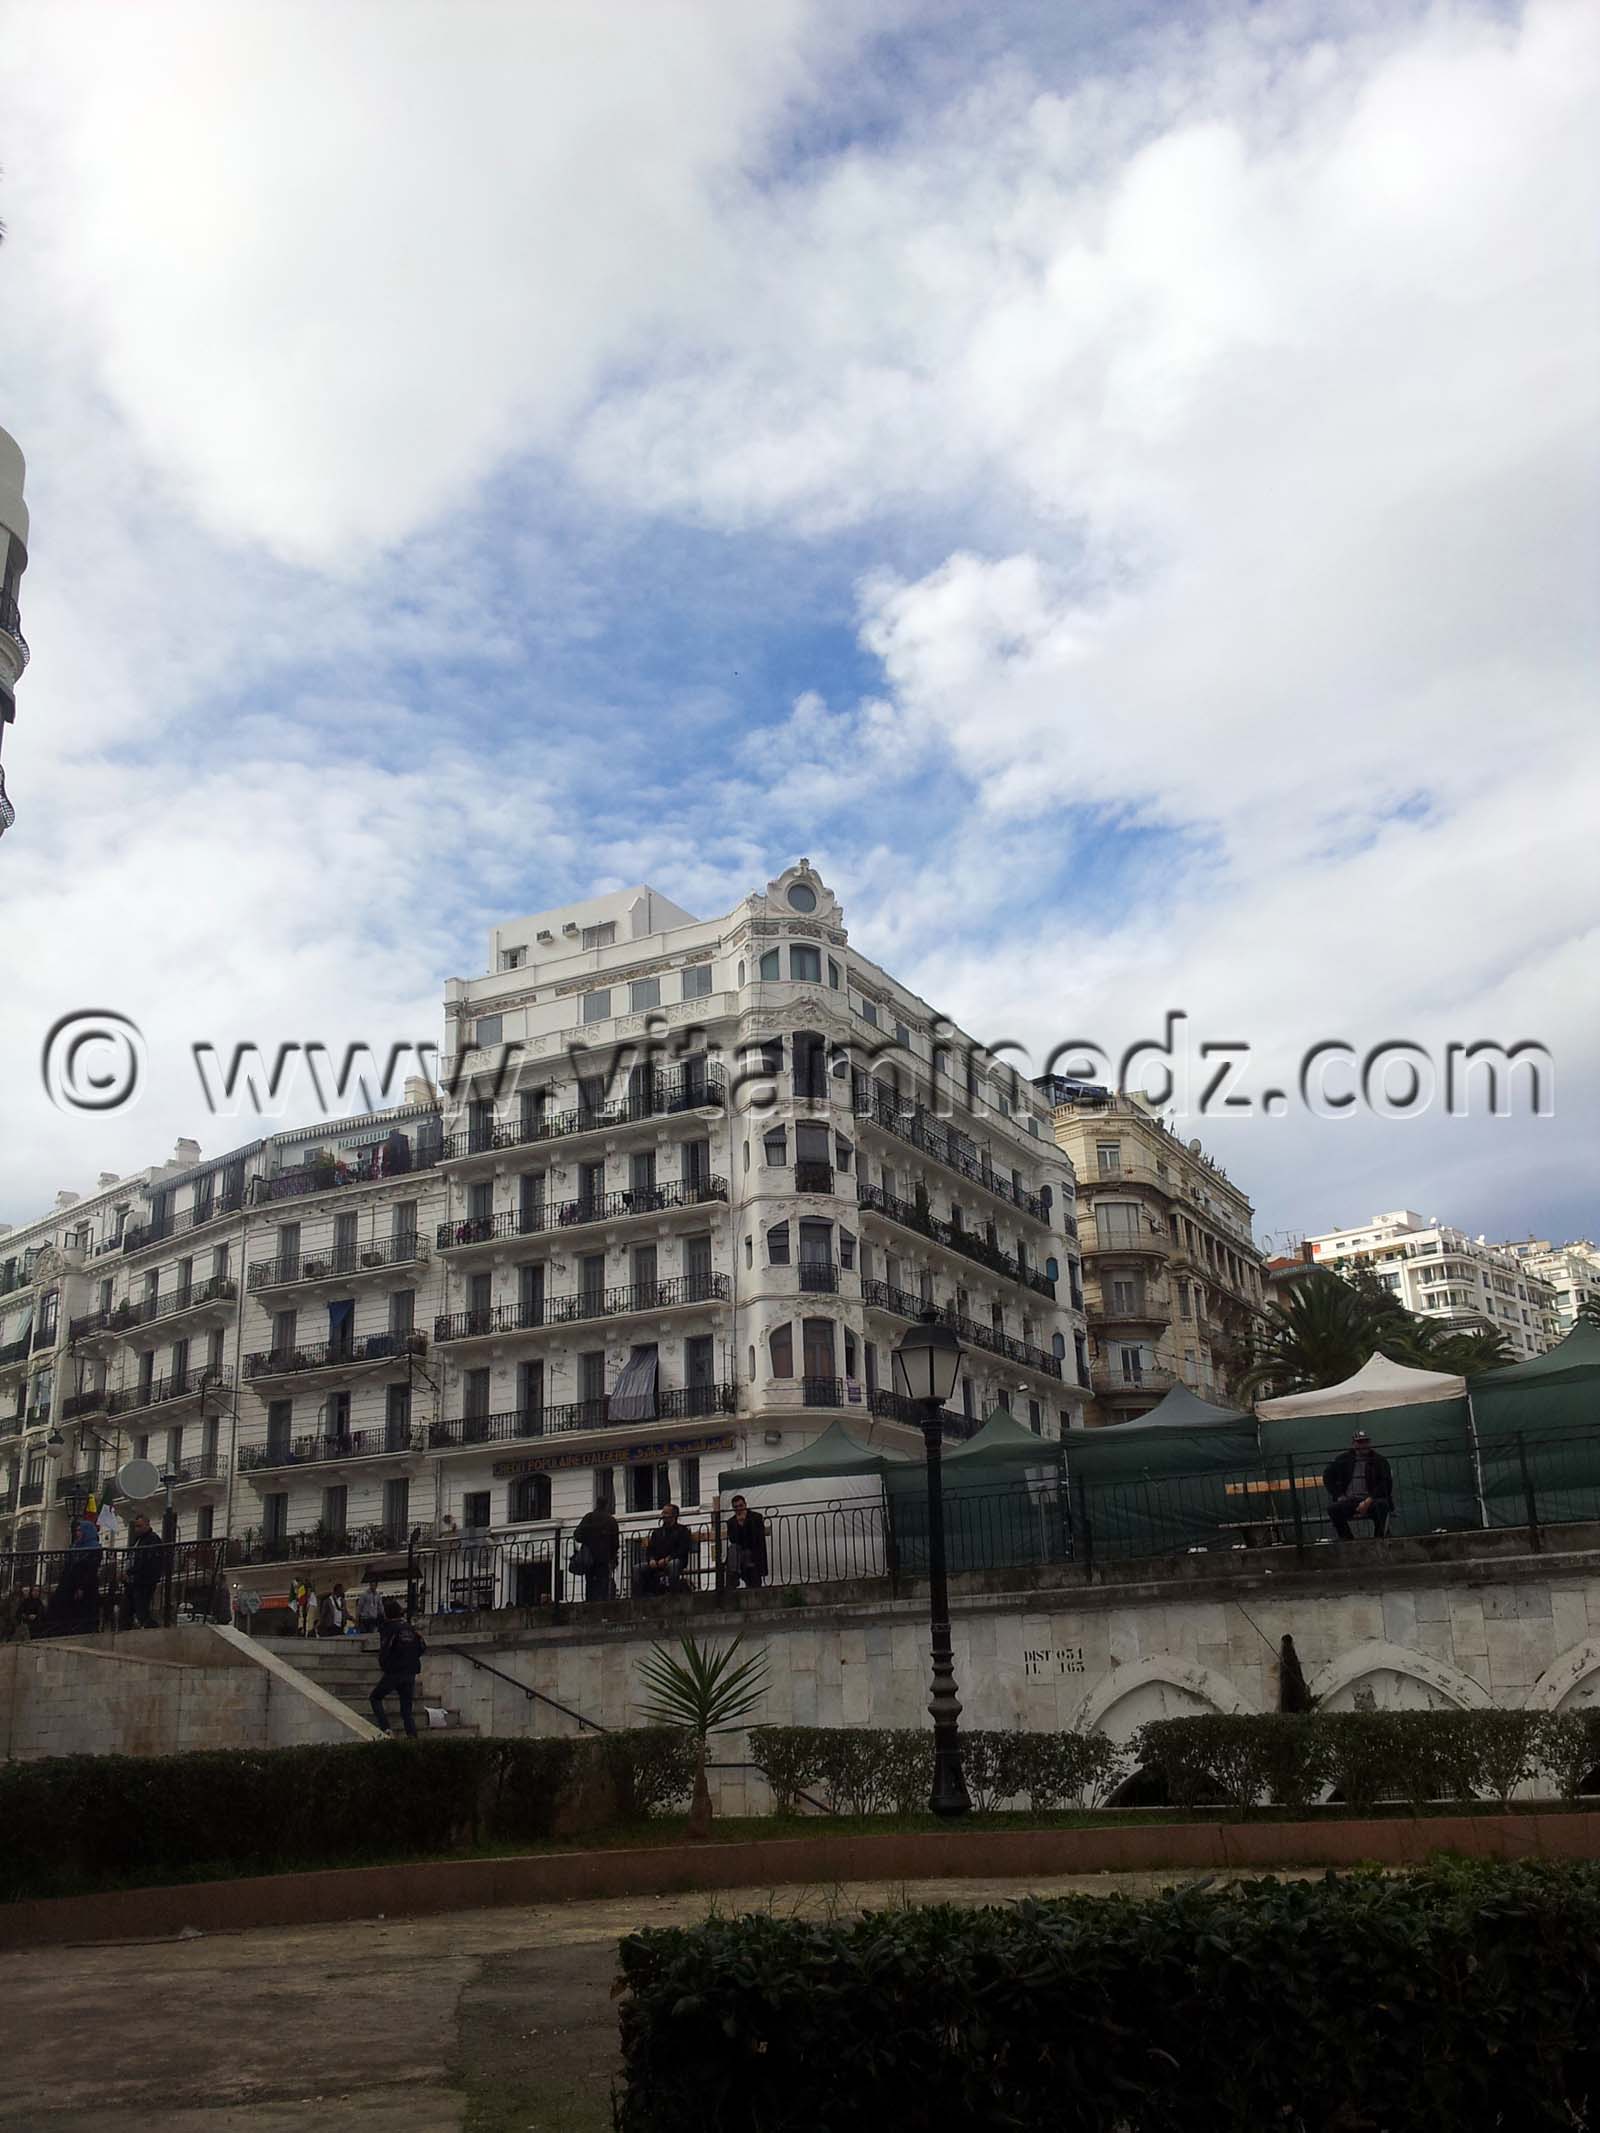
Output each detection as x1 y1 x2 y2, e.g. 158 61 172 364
1 0 1595 1251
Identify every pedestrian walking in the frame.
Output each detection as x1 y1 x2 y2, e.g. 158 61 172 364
369 1598 426 1738
125 1515 166 1629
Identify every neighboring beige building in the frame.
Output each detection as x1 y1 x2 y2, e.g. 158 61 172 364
1305 1211 1559 1359
1496 1239 1600 1337
1038 1084 1265 1424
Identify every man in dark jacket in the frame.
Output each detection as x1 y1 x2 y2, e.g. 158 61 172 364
125 1515 166 1628
639 1503 693 1595
725 1495 768 1588
1323 1430 1394 1539
369 1598 426 1737
571 1500 619 1603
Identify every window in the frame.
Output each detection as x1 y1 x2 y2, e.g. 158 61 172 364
839 1230 856 1271
895 1021 910 1047
1096 1202 1143 1248
769 1323 794 1377
828 958 841 989
390 1289 415 1336
679 1457 701 1508
630 977 661 1012
510 1474 550 1523
766 1223 791 1266
860 999 878 1027
682 962 713 999
463 1490 492 1531
582 989 611 1024
321 1485 348 1534
386 1383 411 1447
790 944 821 983
786 881 817 912
627 1462 671 1514
582 922 616 949
579 1350 606 1404
1178 1281 1191 1319
196 1504 214 1541
1096 1143 1122 1176
763 1128 787 1166
262 1492 288 1542
498 946 526 970
1028 1399 1042 1434
382 1477 410 1534
475 1013 503 1049
1110 1277 1138 1314
757 948 780 981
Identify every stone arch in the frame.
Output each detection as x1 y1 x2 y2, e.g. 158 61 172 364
1307 1640 1490 1714
1523 1637 1600 1714
1071 1655 1258 1747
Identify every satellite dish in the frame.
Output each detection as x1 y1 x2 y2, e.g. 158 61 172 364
117 1457 161 1501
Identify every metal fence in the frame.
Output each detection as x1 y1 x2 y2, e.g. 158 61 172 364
0 1539 229 1633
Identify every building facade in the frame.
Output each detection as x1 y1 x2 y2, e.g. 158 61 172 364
1305 1211 1560 1358
1037 1084 1266 1423
0 864 1088 1595
1495 1240 1600 1338
0 423 30 836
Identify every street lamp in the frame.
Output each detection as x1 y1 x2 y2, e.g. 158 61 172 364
892 1308 972 1818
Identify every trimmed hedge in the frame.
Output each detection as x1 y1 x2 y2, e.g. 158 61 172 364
747 1724 1126 1815
1136 1709 1600 1811
0 1728 696 1902
616 1859 1600 2131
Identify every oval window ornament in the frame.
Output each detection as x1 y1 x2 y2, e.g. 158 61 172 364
787 880 817 913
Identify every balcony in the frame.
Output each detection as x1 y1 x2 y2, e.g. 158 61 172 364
435 1177 728 1255
441 1066 727 1167
106 1275 239 1335
123 1189 248 1255
69 1309 111 1342
856 1182 1057 1301
55 1472 106 1503
866 1387 981 1441
0 1337 30 1371
241 1426 417 1474
31 1320 59 1352
234 1521 433 1568
60 1387 109 1421
1092 1294 1169 1333
242 1333 424 1384
800 1375 846 1408
1081 1215 1172 1265
798 1259 842 1294
247 1235 428 1293
0 1266 34 1300
170 1453 230 1490
794 1162 835 1195
433 1272 730 1347
106 1365 235 1418
19 1479 44 1507
1090 1363 1173 1404
860 1275 1063 1380
428 1382 738 1451
0 1414 22 1439
851 1078 1050 1222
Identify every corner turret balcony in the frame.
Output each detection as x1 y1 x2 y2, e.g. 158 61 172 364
866 1388 981 1441
860 1276 1063 1380
246 1234 428 1294
242 1333 425 1385
851 1077 1050 1224
435 1177 727 1257
440 1065 727 1171
433 1272 730 1349
1090 1363 1173 1406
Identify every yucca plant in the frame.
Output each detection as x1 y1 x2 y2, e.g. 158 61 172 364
637 1634 770 1835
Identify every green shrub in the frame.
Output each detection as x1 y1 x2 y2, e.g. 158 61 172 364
1540 1709 1600 1801
616 1861 1600 2131
600 1727 697 1819
0 1729 682 1903
746 1726 1128 1816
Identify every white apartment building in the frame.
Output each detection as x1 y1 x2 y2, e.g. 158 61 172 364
1497 1240 1600 1337
1307 1211 1560 1359
0 863 1088 1597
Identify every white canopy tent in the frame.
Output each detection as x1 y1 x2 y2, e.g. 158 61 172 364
1256 1351 1466 1419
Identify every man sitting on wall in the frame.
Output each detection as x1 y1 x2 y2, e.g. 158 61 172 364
639 1503 694 1596
1323 1430 1395 1539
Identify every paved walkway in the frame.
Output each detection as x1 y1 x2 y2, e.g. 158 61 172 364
0 1869 1317 2132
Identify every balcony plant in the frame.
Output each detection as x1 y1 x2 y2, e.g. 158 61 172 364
636 1634 770 1838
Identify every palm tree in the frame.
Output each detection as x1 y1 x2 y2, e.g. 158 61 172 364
1239 1266 1413 1397
1578 1297 1600 1331
1412 1318 1515 1374
636 1634 770 1836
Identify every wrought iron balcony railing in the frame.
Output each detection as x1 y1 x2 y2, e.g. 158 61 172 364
859 1276 1062 1379
433 1272 729 1345
435 1176 727 1252
240 1425 415 1472
855 1181 1056 1301
106 1364 234 1417
247 1235 427 1291
441 1066 726 1163
851 1077 1050 1222
428 1381 738 1449
242 1333 424 1381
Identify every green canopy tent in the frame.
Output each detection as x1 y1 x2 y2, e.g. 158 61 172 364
1256 1352 1478 1531
886 1410 1067 1573
715 1419 913 1492
1470 1321 1600 1530
716 1422 914 1584
1061 1382 1259 1561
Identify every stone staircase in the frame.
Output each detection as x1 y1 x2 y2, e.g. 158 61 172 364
279 1637 477 1735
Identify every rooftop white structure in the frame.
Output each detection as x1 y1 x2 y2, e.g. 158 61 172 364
1306 1210 1559 1360
1495 1240 1600 1337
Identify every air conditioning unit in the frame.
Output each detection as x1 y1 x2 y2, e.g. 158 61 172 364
536 929 554 943
562 922 579 936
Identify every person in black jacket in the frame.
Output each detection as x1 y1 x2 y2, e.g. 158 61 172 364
369 1598 426 1737
1323 1430 1394 1539
571 1501 619 1602
639 1503 693 1596
725 1495 768 1588
125 1515 165 1629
